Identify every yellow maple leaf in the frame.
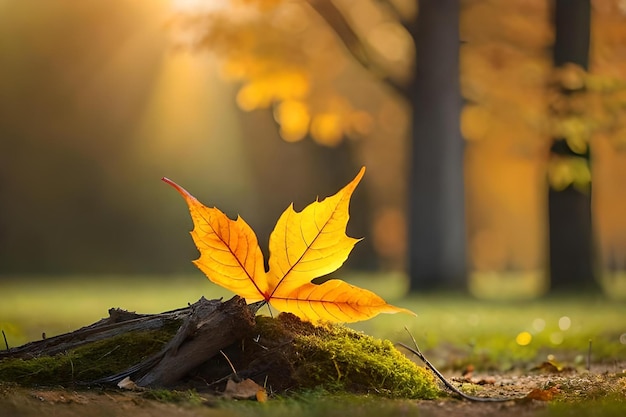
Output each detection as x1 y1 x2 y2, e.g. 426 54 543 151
162 167 414 323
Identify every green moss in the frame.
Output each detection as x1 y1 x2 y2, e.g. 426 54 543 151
0 328 175 386
252 314 440 399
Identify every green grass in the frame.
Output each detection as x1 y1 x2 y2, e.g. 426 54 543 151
218 391 424 417
1 273 625 371
354 292 626 370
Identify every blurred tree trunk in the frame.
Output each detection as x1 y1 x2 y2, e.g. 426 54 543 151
549 0 598 292
407 0 466 291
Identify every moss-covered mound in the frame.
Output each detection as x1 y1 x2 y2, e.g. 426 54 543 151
0 307 439 399
234 314 440 399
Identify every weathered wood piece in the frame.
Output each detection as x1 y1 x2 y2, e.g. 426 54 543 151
1 296 256 387
0 306 185 360
136 295 255 386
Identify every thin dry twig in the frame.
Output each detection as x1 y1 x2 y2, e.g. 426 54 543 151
2 330 8 351
220 350 238 376
400 327 521 402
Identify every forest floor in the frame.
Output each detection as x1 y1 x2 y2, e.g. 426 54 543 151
2 364 626 417
1 274 625 416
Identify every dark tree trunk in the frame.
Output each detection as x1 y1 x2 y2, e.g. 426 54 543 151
549 0 598 292
407 0 466 291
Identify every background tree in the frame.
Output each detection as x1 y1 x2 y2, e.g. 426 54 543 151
462 0 626 295
548 0 597 292
407 0 465 291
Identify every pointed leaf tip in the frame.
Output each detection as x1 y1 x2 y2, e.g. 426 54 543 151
162 177 196 201
163 176 270 302
357 165 366 179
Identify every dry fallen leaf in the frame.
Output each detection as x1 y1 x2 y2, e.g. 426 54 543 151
163 167 414 323
531 359 574 374
223 378 266 400
525 386 560 401
255 388 268 403
116 376 144 391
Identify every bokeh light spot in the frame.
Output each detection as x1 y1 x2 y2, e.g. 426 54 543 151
532 318 546 332
311 113 343 146
274 100 310 142
516 331 532 346
558 316 571 331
